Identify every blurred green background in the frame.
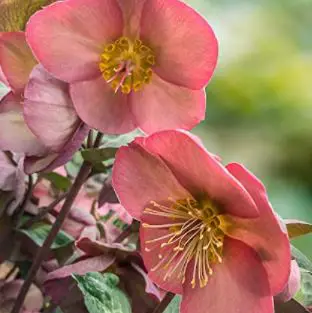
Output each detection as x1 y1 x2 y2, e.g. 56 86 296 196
187 0 312 258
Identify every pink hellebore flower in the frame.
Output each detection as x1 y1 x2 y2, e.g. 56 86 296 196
112 130 291 313
26 0 218 134
0 32 88 173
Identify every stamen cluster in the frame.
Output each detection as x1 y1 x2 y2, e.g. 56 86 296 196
99 37 155 94
143 198 224 288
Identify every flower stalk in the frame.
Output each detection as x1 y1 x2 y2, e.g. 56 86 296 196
11 132 103 313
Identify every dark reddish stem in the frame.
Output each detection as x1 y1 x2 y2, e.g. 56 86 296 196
11 133 103 313
21 191 69 229
151 292 175 313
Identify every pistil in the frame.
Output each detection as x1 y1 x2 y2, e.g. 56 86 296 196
99 37 155 94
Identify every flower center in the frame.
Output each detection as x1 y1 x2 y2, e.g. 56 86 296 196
99 37 155 94
142 198 225 289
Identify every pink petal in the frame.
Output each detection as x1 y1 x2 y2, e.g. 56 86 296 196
24 122 89 174
46 255 115 281
117 264 160 313
131 74 206 133
6 158 26 215
140 225 183 294
0 151 16 190
181 238 273 313
70 76 136 134
0 32 37 93
223 163 291 295
117 0 145 37
275 260 300 303
76 237 134 256
140 0 218 90
112 142 192 220
0 92 47 155
144 130 259 218
131 262 162 301
26 0 123 83
24 65 80 152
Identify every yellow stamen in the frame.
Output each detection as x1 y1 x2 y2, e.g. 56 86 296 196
99 36 155 94
143 198 225 289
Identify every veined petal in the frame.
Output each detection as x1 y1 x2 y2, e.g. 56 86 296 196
24 65 80 152
140 0 218 90
0 32 36 93
181 238 273 313
70 76 136 134
26 0 124 83
116 0 146 37
275 260 300 303
222 163 291 296
112 142 192 221
140 226 183 294
0 151 16 190
24 122 89 174
131 74 206 133
144 130 259 218
0 92 47 155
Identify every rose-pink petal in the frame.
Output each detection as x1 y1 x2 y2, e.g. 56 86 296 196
140 226 183 294
140 0 218 90
223 163 291 296
0 32 37 93
26 0 123 83
24 122 89 174
181 238 273 313
144 130 258 218
130 262 162 301
112 142 192 220
24 65 81 151
131 74 206 133
70 76 136 134
0 151 16 190
0 92 47 155
116 0 146 37
46 255 115 281
275 260 300 303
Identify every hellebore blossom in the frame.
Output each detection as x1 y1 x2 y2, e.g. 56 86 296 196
112 130 291 313
0 32 88 173
26 0 218 134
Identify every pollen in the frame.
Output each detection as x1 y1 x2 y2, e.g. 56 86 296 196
143 198 225 289
99 37 155 94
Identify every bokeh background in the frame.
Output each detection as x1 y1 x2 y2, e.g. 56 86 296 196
187 0 312 258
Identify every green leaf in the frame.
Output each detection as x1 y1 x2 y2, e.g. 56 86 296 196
163 296 181 313
295 268 312 307
66 152 84 178
286 219 312 239
42 172 72 192
19 223 74 250
73 272 131 313
0 83 9 100
102 129 144 148
81 148 118 163
16 260 32 279
291 246 312 272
